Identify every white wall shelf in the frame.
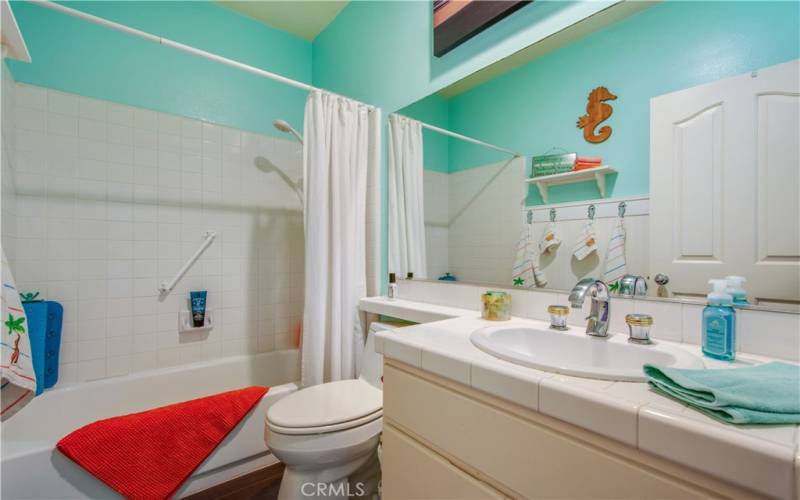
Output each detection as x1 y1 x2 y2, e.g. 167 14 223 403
525 166 617 204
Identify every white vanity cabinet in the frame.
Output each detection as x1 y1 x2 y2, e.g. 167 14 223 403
381 360 762 500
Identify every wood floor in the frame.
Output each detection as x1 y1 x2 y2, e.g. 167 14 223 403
184 462 285 500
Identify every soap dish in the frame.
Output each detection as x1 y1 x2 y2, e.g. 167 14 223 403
178 310 213 334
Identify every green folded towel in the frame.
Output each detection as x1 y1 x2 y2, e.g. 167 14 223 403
643 362 800 425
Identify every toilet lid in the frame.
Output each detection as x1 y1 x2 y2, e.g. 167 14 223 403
267 379 383 430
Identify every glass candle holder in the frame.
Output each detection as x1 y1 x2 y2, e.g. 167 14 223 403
481 291 511 321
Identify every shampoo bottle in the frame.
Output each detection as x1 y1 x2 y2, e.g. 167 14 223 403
388 273 397 300
724 275 748 305
190 290 207 328
702 279 736 361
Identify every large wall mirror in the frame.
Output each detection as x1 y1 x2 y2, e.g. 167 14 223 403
388 1 800 309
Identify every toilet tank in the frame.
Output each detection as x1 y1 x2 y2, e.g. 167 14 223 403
359 321 408 389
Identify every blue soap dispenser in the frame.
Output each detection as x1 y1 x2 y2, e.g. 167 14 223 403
702 279 736 361
725 275 749 306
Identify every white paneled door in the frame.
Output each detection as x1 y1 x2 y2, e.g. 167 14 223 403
651 60 799 302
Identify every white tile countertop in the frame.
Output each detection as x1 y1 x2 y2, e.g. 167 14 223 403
360 297 800 499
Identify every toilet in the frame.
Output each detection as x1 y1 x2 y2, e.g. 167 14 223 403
265 321 401 500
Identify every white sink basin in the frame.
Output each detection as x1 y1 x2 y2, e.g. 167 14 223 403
471 325 704 381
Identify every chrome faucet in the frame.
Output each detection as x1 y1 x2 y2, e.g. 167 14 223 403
620 274 648 297
568 278 610 337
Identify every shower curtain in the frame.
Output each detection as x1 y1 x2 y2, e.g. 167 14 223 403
388 115 427 279
301 90 380 387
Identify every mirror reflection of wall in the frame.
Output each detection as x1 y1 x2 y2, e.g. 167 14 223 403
428 156 526 285
392 0 800 305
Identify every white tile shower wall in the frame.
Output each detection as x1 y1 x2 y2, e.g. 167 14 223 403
11 83 304 384
1 62 18 268
447 156 526 286
395 280 800 362
423 169 449 279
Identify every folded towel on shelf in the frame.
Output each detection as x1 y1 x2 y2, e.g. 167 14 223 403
572 221 598 261
1 249 36 421
512 218 547 288
603 217 627 289
573 156 603 171
57 386 269 499
539 221 561 255
644 362 800 424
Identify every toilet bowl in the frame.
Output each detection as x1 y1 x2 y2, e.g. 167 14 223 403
265 321 402 500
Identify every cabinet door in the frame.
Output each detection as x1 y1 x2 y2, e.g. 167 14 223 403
382 424 505 500
650 59 799 301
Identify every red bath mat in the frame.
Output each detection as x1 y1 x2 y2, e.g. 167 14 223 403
57 386 269 500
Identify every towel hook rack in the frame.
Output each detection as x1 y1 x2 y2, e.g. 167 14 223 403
588 204 596 220
618 201 627 218
549 208 556 222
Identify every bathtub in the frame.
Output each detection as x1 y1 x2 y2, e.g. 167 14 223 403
1 349 300 499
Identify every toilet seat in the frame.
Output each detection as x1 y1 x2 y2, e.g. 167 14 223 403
267 408 382 435
267 379 382 436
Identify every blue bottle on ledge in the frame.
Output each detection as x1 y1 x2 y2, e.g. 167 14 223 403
702 279 736 361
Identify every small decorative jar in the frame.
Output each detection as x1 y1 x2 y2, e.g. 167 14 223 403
625 313 654 344
481 291 511 321
547 305 569 330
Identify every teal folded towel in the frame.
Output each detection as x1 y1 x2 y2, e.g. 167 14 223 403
643 362 800 425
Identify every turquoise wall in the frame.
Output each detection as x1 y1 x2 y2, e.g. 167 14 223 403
7 1 311 139
447 1 800 204
12 0 795 290
398 94 450 173
311 1 616 111
312 0 615 289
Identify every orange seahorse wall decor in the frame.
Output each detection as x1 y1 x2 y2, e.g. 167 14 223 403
577 86 617 144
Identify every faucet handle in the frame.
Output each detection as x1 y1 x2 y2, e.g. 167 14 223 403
625 314 653 344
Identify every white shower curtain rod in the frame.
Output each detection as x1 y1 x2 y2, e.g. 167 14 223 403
391 113 521 157
29 0 376 111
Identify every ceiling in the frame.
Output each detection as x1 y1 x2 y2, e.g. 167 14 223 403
216 1 348 41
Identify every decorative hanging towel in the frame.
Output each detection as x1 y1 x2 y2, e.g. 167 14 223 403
573 221 598 261
539 221 561 255
603 217 627 290
512 218 547 289
1 249 36 420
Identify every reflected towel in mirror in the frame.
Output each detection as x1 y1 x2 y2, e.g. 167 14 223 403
603 217 627 288
573 221 598 261
513 220 547 288
539 221 561 254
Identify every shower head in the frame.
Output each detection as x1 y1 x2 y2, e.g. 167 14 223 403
273 119 303 144
272 119 292 133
